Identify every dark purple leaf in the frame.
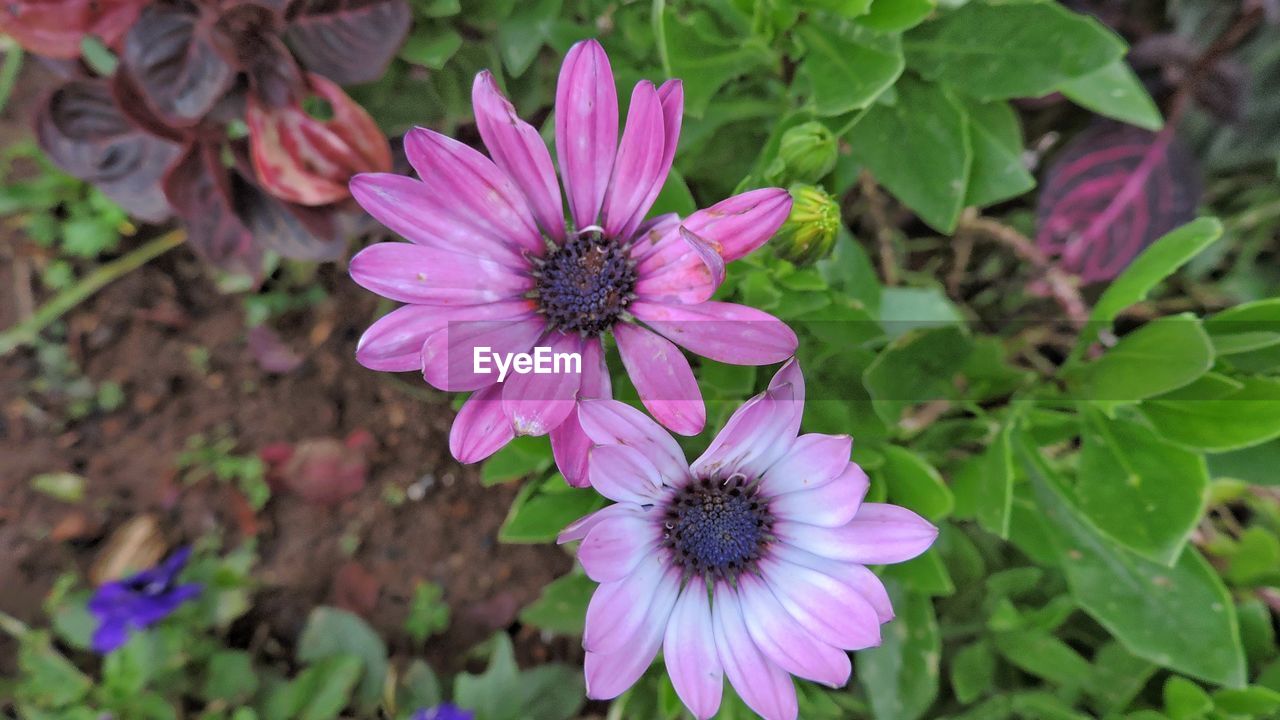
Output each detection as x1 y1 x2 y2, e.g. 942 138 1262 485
122 2 236 126
213 2 305 107
163 143 262 273
1037 120 1201 284
35 79 182 223
228 140 347 260
1130 34 1248 124
284 0 411 85
248 324 305 373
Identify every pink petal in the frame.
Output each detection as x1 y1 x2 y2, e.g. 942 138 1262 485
471 70 565 241
738 574 852 687
551 338 612 489
584 558 678 660
579 511 660 583
758 433 852 495
616 80 684 242
558 503 647 544
638 188 792 274
585 564 679 699
631 301 797 365
355 305 445 372
421 315 545 392
602 81 666 238
402 127 543 255
776 503 938 565
769 462 868 527
663 584 724 720
448 384 512 463
629 212 681 261
760 558 881 651
614 322 705 436
588 444 665 505
632 228 722 305
711 583 799 720
349 173 526 267
692 358 804 479
771 544 894 623
349 242 532 304
501 331 583 436
555 39 618 230
577 399 689 483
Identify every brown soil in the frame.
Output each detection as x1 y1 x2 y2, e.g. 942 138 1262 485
0 61 574 674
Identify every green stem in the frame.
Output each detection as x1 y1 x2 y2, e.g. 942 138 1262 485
0 47 23 117
0 228 186 355
0 608 30 638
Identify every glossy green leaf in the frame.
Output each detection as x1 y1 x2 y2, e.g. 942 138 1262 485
658 5 773 118
1141 376 1280 452
1021 442 1246 687
797 20 903 116
963 98 1035 207
296 607 388 714
1069 314 1214 404
1075 414 1208 565
846 77 971 232
500 482 605 543
950 640 995 704
1059 59 1163 131
1204 298 1280 374
857 0 936 32
519 572 594 635
880 445 954 520
905 1 1125 100
994 630 1090 690
864 325 973 425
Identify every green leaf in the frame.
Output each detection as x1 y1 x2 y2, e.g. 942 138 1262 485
1020 440 1247 687
404 581 450 643
904 1 1125 101
454 634 521 720
793 0 873 16
950 640 995 704
399 659 443 711
877 286 963 339
1204 298 1280 374
880 445 954 520
294 654 364 720
846 77 971 232
659 5 773 118
994 630 1091 690
1068 314 1214 404
1059 59 1163 131
881 547 955 596
519 572 594 635
1213 686 1280 716
203 651 258 705
1141 376 1280 452
649 167 697 217
797 19 903 116
856 582 940 720
17 631 91 708
962 98 1035 207
863 325 973 425
499 481 605 543
497 0 561 76
398 30 463 70
1208 440 1280 485
1071 218 1224 363
1075 414 1208 565
1087 642 1158 714
977 421 1015 538
1225 527 1280 586
296 607 388 714
1163 676 1212 720
481 435 552 486
856 0 936 32
29 472 86 503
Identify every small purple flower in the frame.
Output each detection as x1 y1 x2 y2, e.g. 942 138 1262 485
558 360 939 720
87 547 202 654
410 705 473 720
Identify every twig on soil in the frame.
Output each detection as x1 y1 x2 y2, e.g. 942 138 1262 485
858 171 900 287
947 227 974 297
0 47 23 117
0 228 186 356
957 209 1090 326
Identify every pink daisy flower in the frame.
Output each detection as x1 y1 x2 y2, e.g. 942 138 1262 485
558 359 938 720
347 39 796 485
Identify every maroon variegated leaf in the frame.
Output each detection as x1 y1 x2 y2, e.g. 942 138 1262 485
236 176 348 260
284 0 411 85
0 0 145 59
163 143 262 273
246 72 391 206
35 79 182 222
1036 120 1201 284
122 1 236 126
212 2 305 107
248 324 305 373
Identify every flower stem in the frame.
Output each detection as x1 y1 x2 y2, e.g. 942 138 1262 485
0 228 186 356
0 608 30 638
0 47 23 117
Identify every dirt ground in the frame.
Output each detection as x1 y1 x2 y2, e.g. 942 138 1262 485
0 63 574 676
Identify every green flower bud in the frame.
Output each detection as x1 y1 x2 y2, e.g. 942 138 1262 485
775 122 838 184
774 184 840 266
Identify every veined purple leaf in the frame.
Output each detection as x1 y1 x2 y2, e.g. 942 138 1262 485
284 0 411 85
122 2 236 125
234 175 347 261
1036 120 1200 284
163 143 262 274
35 79 182 223
213 2 305 107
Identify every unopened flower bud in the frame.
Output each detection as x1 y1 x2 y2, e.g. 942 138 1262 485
248 73 392 206
775 122 837 184
774 184 840 266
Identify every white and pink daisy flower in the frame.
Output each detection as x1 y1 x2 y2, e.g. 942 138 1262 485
347 39 796 484
559 359 938 720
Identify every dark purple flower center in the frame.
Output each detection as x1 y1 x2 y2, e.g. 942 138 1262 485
663 474 773 582
533 229 636 336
